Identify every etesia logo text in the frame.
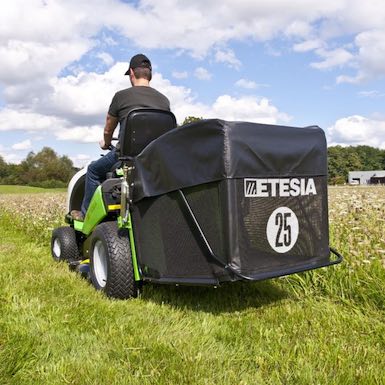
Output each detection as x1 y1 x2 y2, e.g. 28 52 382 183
244 178 317 198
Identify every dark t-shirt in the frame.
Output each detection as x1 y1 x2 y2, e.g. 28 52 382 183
108 86 170 122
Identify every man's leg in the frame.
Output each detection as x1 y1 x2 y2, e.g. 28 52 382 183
80 149 118 216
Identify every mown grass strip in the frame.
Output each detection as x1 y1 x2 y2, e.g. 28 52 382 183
1 211 385 385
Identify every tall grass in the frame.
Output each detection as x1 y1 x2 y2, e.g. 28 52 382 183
0 186 384 384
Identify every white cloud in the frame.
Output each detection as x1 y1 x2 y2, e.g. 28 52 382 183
0 107 102 144
0 1 100 85
0 65 198 140
0 143 23 163
0 108 66 132
210 95 291 124
172 71 188 79
12 139 32 151
2 63 128 126
284 20 312 38
1 1 384 151
235 79 260 90
311 47 354 70
150 73 201 123
0 0 384 91
336 73 365 84
350 29 385 81
96 52 114 66
107 0 359 58
0 152 24 164
327 115 385 148
0 1 100 42
0 58 292 144
335 30 385 82
215 49 241 69
357 90 385 98
288 4 385 81
55 125 102 143
293 39 325 52
0 64 196 139
194 67 212 80
70 153 93 168
44 64 127 122
0 40 90 85
151 73 290 125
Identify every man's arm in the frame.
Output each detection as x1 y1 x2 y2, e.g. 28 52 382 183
100 114 118 149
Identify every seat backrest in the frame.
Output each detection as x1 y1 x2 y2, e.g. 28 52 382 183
119 109 177 159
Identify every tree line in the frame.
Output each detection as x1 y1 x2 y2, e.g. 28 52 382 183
0 147 76 188
328 145 385 184
0 144 384 188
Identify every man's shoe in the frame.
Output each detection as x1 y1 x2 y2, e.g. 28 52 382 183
71 210 84 221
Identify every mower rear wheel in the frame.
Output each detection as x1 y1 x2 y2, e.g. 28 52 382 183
89 221 138 299
51 226 79 262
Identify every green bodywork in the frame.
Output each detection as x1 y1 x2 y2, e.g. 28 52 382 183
81 186 107 235
118 214 141 281
73 219 84 232
74 185 141 282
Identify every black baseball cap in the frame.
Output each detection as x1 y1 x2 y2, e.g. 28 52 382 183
125 54 152 75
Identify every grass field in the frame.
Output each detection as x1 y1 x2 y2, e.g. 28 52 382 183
0 185 384 384
0 185 66 194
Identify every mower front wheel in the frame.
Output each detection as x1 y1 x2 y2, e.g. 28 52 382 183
51 227 79 262
90 221 138 299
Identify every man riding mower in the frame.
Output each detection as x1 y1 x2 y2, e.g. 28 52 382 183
51 109 342 299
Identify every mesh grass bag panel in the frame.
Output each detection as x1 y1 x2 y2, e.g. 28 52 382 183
223 177 330 279
132 190 221 283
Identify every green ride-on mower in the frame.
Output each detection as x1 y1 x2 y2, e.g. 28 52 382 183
51 108 342 299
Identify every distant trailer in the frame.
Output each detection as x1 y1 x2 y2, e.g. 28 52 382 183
348 170 385 185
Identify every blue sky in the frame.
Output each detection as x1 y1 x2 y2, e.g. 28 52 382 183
0 0 384 166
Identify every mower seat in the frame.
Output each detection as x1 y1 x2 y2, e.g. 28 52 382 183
119 108 177 160
106 108 177 179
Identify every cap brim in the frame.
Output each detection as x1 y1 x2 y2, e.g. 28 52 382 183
124 69 130 75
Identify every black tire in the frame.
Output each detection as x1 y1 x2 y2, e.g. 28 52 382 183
51 227 79 262
89 221 138 299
